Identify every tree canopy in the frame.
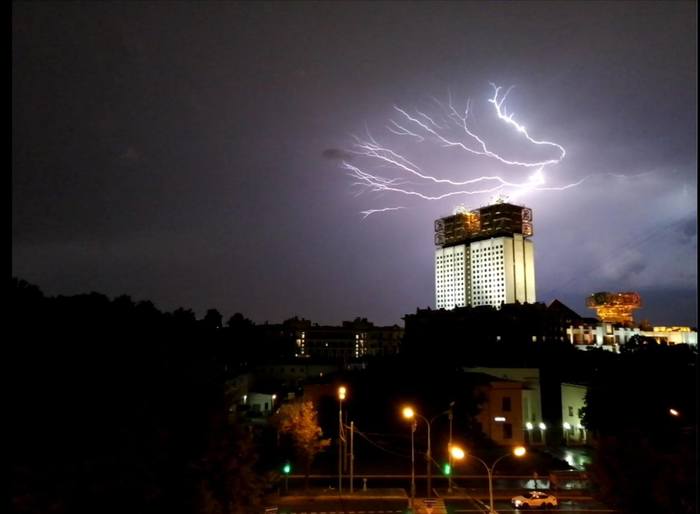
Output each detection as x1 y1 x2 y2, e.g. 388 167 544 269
272 401 331 490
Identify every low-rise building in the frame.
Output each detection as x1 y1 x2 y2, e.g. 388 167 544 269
568 322 697 352
465 367 547 446
560 383 589 445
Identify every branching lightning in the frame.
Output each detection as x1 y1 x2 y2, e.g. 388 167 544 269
344 83 583 216
360 207 406 220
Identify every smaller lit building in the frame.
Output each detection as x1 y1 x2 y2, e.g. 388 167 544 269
567 321 640 352
465 367 547 446
574 291 697 352
245 392 278 416
560 383 589 445
472 377 526 446
568 322 697 352
649 326 698 345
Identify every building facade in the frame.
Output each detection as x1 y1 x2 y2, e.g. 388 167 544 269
466 367 547 446
435 201 536 310
561 383 589 445
279 317 403 361
568 322 698 352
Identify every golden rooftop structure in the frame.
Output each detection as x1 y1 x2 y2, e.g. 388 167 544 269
586 291 642 327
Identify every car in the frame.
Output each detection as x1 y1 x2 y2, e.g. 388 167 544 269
511 490 559 509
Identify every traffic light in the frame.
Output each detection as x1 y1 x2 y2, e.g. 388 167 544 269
282 462 291 475
443 463 452 476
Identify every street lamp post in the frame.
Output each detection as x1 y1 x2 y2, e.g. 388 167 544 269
338 386 346 494
402 406 432 498
410 417 416 510
538 422 547 447
401 404 455 498
450 445 526 514
447 402 454 493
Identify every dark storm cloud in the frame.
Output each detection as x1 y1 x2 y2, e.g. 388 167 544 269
677 217 697 242
11 1 697 327
322 148 354 161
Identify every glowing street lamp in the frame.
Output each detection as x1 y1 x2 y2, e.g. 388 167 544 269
449 445 465 460
338 386 347 493
402 406 433 499
538 422 547 446
449 445 527 514
563 422 572 444
402 406 417 510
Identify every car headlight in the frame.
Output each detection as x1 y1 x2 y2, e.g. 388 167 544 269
513 500 522 506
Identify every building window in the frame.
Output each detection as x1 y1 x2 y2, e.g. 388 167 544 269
503 423 513 439
568 406 574 417
502 397 511 412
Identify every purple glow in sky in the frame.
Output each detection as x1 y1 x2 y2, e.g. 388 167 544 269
12 2 697 326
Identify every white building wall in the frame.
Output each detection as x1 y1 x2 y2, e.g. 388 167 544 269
561 383 588 444
649 327 698 345
436 235 536 310
512 234 526 301
524 239 536 303
470 238 506 308
435 244 469 309
503 238 516 304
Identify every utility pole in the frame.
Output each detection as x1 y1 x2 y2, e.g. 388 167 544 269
349 421 355 493
448 403 454 493
338 386 346 494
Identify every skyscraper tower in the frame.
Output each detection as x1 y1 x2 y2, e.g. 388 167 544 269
434 200 536 310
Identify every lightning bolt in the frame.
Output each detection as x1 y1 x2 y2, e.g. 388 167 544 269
345 83 582 216
360 207 406 220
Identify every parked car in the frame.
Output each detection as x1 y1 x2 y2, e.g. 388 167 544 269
511 490 559 509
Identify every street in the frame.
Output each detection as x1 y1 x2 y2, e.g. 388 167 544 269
275 498 408 514
270 494 619 514
445 498 618 513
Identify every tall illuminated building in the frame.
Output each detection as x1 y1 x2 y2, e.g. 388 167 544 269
434 200 536 309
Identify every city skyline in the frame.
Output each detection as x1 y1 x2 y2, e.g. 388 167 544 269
12 2 697 326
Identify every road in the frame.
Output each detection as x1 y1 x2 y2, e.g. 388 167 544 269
445 497 619 513
274 498 408 514
271 496 618 514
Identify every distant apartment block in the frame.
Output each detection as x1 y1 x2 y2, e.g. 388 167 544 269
281 317 403 361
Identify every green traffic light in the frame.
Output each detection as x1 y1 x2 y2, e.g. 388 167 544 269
282 463 291 474
443 463 451 476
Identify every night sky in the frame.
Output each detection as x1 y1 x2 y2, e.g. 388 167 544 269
12 1 697 327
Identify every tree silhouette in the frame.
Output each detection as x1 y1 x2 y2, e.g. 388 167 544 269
203 309 223 329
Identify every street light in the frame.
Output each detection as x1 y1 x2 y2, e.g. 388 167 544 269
402 407 417 511
450 445 527 514
338 386 347 494
401 404 455 498
402 406 433 498
446 402 455 493
538 422 547 446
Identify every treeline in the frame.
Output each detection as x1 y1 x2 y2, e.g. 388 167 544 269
9 278 698 514
9 278 269 514
581 342 697 514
